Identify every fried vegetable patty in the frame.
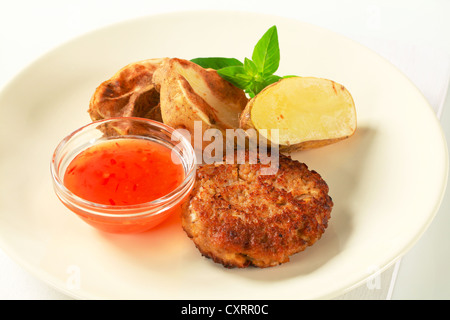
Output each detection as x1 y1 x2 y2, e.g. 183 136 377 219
181 152 333 268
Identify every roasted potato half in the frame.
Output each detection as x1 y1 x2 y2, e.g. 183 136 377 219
240 76 356 152
152 58 248 151
88 58 168 122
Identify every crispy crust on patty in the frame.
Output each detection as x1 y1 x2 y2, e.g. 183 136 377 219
181 152 333 268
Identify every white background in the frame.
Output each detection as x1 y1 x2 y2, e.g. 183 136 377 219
0 0 449 299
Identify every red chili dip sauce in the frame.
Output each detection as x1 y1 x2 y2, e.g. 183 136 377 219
63 138 185 207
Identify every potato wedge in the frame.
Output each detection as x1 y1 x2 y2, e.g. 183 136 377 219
240 76 356 152
88 58 168 122
152 58 248 150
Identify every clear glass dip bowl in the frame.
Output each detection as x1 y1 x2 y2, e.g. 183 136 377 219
51 117 196 233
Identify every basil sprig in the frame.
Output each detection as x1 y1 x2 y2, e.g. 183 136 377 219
191 25 295 98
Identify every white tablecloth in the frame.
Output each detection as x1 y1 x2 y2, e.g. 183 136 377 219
1 0 449 300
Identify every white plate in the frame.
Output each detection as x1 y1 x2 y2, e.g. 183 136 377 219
0 11 447 300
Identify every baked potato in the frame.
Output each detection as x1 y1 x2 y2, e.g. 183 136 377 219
152 58 248 151
88 58 167 122
240 76 357 152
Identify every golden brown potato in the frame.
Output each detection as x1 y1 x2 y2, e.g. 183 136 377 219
240 76 357 152
88 58 168 122
152 58 248 151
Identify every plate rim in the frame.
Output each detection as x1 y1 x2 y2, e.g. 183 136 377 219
0 9 448 300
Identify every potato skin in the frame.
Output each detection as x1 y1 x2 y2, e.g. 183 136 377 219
88 58 167 122
88 57 248 148
239 77 356 152
153 58 248 151
238 99 254 132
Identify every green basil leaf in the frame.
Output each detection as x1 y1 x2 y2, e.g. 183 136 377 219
248 81 267 97
190 57 243 70
191 26 290 98
263 74 282 87
247 90 256 98
243 57 258 77
217 66 250 89
251 25 280 75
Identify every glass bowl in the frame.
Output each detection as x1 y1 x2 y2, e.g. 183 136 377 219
51 117 196 233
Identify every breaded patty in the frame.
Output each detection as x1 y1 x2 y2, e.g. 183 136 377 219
181 152 333 268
